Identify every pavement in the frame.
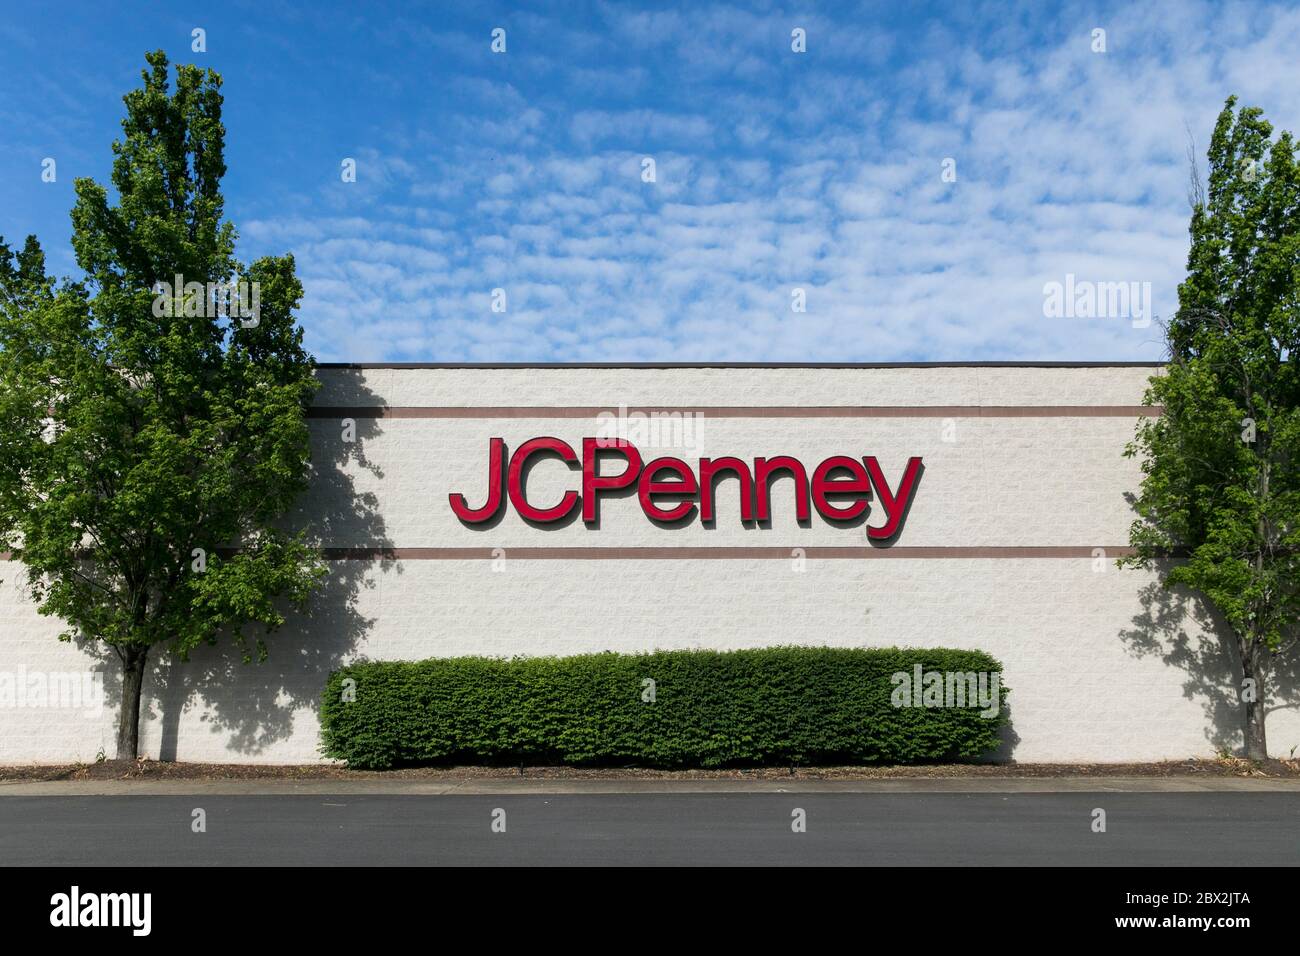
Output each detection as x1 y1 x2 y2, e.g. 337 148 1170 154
1 774 1299 795
1 778 1298 865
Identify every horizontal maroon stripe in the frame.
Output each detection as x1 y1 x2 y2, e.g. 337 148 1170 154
308 405 1161 419
0 546 1141 562
317 546 1137 560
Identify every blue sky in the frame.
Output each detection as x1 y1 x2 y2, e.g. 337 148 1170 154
2 0 1298 362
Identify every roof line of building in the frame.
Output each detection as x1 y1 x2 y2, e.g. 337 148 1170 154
315 361 1166 370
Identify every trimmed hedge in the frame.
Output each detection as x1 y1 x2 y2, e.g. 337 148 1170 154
320 646 1009 769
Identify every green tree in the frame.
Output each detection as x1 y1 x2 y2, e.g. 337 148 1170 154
1123 97 1300 760
0 51 325 759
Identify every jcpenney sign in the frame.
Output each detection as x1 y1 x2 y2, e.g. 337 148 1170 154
450 438 924 540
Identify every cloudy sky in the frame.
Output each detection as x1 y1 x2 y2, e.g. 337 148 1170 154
2 0 1299 362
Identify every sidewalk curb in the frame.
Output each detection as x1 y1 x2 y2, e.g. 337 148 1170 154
3 776 1299 796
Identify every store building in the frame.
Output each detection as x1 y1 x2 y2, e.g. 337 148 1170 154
3 362 1297 764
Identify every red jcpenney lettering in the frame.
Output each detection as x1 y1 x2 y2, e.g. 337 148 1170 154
450 438 924 540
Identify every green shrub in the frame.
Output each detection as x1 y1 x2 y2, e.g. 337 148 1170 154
320 646 1010 769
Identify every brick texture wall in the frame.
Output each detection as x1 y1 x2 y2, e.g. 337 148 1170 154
2 364 1296 764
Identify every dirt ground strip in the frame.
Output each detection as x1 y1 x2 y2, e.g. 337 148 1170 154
2 756 1298 783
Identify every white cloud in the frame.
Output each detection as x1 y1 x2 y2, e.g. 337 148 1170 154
232 0 1300 362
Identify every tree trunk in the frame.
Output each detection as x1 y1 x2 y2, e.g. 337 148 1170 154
1241 645 1268 761
116 645 149 760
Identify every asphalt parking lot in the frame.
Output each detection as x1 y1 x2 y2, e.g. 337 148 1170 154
2 789 1297 866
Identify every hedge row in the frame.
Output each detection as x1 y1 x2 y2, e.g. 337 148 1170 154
320 646 1009 769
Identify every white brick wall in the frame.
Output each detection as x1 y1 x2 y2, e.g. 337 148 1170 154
2 364 1296 764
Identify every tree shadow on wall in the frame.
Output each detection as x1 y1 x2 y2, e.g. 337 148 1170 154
86 369 393 759
1119 564 1300 756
